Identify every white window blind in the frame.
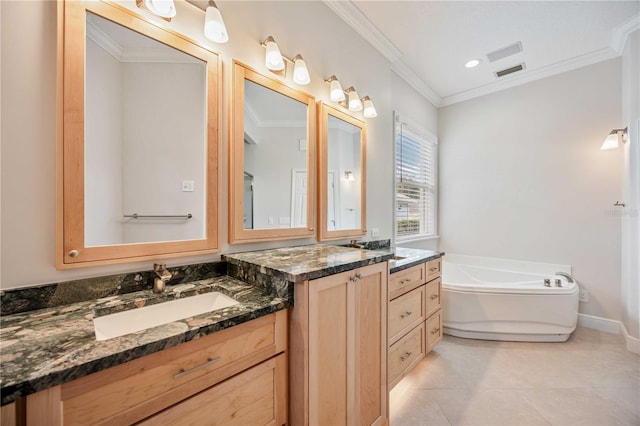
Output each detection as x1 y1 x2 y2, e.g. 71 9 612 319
394 118 437 241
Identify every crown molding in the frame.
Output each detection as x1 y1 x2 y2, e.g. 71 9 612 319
87 20 123 60
391 61 442 107
440 46 618 107
323 0 403 63
611 13 640 54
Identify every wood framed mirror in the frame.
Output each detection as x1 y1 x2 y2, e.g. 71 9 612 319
57 0 220 268
317 103 366 241
229 61 316 244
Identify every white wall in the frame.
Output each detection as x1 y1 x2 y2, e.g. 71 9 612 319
439 59 623 321
85 38 124 246
621 30 640 338
1 1 439 289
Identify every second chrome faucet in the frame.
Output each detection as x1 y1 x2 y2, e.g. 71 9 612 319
153 263 172 293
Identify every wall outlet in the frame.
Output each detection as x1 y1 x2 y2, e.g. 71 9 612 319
371 228 380 237
579 288 589 303
181 180 194 192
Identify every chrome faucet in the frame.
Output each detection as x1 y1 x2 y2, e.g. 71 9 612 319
349 240 365 249
153 263 172 293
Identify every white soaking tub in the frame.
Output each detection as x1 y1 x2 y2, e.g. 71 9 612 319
442 254 579 342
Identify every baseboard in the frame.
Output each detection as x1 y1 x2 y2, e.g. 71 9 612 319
577 313 640 354
577 313 622 334
620 321 640 355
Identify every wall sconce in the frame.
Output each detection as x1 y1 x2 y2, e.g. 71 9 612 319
345 87 363 112
260 37 310 85
325 76 346 102
344 171 355 181
601 127 628 150
362 96 377 118
136 0 229 43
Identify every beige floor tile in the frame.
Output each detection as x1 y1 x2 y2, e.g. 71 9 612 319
520 388 640 426
389 328 640 426
389 389 452 426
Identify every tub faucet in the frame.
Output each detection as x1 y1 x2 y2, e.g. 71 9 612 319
153 263 172 293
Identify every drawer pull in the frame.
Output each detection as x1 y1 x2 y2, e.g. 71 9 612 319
430 267 439 272
400 311 413 319
400 279 412 285
431 328 440 335
173 356 221 380
430 294 439 300
350 273 363 282
400 351 412 362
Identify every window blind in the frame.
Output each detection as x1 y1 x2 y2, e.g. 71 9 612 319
395 121 437 240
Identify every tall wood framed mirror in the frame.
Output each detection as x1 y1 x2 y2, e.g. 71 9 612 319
229 61 316 244
57 0 220 268
317 103 366 241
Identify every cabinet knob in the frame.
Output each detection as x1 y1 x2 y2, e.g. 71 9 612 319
68 250 79 258
309 227 314 231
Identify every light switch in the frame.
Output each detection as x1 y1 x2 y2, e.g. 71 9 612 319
371 228 380 237
182 180 195 192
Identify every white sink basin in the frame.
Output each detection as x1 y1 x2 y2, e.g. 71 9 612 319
93 292 240 341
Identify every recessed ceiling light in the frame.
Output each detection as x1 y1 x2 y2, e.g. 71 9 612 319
465 59 481 68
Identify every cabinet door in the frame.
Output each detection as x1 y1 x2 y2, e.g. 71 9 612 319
307 262 387 426
138 353 287 426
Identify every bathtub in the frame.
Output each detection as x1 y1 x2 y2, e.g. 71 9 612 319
442 254 579 342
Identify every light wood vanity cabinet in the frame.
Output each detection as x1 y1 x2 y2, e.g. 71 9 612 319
290 262 388 426
25 311 287 426
388 257 443 389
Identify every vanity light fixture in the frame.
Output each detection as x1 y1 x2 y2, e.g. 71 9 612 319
362 96 377 118
344 171 355 181
142 0 176 18
137 0 229 43
325 75 346 102
262 36 285 71
292 54 311 85
345 87 363 112
601 127 628 150
203 1 228 43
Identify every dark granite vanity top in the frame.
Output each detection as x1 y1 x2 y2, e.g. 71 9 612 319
388 247 444 274
223 244 394 283
0 276 289 405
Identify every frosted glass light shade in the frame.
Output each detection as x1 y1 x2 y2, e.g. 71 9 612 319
204 4 228 43
362 96 377 118
330 79 345 102
600 132 620 150
293 56 311 85
347 88 363 112
265 37 285 71
144 0 176 18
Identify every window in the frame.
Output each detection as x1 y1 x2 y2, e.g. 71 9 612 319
394 114 438 241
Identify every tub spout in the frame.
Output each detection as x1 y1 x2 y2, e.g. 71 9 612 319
554 272 575 283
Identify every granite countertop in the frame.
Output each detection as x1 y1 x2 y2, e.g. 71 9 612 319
0 276 289 406
387 247 444 274
223 244 394 283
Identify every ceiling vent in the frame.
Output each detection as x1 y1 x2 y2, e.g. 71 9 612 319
495 63 526 78
487 41 523 63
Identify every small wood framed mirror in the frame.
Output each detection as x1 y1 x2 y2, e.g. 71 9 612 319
57 0 221 268
317 102 366 241
229 61 317 244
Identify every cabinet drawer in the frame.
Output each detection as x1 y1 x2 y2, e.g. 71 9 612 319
389 264 426 300
388 323 425 389
426 277 441 318
60 311 286 425
388 286 425 345
138 353 287 426
425 258 441 280
426 309 443 352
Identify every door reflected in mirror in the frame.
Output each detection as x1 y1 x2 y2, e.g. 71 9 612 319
243 79 308 230
85 12 207 247
318 103 366 241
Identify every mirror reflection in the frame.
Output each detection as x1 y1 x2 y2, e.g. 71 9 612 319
84 13 207 246
243 79 308 230
326 115 362 231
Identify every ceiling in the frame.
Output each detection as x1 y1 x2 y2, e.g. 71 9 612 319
325 1 639 107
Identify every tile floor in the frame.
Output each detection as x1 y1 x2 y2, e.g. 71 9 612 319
390 327 640 426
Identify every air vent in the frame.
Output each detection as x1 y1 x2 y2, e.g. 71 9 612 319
487 42 523 63
495 63 526 78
